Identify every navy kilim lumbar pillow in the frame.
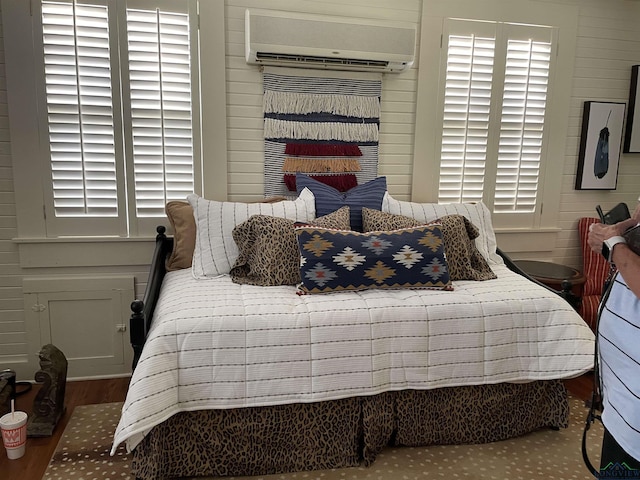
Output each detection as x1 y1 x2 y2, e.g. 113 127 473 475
295 225 452 294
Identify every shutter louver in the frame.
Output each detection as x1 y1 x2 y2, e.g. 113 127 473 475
494 39 550 213
126 8 195 217
438 34 495 204
42 1 118 218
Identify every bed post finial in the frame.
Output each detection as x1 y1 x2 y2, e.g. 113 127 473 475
131 299 144 315
156 225 167 240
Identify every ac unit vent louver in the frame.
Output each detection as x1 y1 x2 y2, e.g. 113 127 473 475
255 52 390 70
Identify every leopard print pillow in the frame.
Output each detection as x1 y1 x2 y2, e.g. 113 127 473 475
231 206 351 286
361 208 496 281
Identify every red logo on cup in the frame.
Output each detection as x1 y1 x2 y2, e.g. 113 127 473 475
2 426 25 448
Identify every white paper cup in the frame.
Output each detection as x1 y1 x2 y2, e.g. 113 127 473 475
0 411 28 460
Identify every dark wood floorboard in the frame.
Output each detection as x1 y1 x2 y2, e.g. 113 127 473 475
564 371 595 404
1 376 130 480
0 374 593 480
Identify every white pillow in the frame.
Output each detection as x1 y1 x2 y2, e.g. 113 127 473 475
189 188 316 278
381 193 502 265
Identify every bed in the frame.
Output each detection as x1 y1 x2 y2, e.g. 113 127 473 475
111 185 595 480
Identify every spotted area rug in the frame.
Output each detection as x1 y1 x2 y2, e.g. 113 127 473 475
42 395 603 480
42 402 129 480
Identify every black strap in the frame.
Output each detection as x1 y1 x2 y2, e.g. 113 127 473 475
582 329 602 479
582 393 602 478
581 268 617 478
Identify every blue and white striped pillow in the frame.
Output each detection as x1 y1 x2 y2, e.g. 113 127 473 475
296 173 387 231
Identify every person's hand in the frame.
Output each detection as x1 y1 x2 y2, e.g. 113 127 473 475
587 217 637 256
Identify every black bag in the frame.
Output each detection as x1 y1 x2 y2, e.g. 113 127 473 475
0 369 16 417
596 203 630 225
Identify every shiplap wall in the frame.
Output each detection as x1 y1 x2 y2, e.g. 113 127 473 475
1 0 639 379
548 0 640 267
0 2 24 367
0 2 151 377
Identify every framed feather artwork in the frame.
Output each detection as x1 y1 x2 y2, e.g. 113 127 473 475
624 65 640 153
575 101 626 190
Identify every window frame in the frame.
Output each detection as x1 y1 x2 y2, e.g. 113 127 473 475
35 0 202 238
4 0 226 267
35 0 128 237
437 18 557 230
4 0 221 237
412 0 578 251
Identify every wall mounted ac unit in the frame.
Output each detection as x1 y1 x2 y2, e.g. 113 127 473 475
245 9 416 73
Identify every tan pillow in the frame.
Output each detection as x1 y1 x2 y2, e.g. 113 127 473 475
165 196 290 272
261 195 287 203
230 206 351 286
165 201 196 271
361 208 496 281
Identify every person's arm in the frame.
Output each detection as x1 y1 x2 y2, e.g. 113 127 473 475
609 244 640 296
587 204 640 298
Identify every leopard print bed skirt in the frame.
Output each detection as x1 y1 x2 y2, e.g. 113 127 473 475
131 380 568 480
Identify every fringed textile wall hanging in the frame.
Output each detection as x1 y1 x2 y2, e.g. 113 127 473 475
262 67 382 197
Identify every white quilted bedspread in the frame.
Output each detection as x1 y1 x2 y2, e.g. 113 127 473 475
112 264 594 454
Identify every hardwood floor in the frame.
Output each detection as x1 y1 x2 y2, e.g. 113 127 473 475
564 370 595 404
0 376 130 480
0 374 594 480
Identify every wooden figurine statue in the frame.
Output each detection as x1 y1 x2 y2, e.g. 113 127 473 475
27 344 68 437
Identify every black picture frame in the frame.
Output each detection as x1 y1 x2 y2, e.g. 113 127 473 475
624 65 640 153
575 101 626 190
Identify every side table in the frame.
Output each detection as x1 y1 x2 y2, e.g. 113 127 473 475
513 260 586 310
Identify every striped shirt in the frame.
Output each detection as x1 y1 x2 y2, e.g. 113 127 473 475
599 272 640 461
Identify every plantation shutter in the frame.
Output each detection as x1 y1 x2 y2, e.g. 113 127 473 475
438 21 496 204
39 0 200 237
438 20 555 228
121 1 199 235
41 0 126 236
494 25 552 215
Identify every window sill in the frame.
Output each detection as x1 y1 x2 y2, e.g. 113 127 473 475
14 228 559 269
14 236 158 268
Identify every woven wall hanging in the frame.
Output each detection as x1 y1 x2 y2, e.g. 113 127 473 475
262 67 382 198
